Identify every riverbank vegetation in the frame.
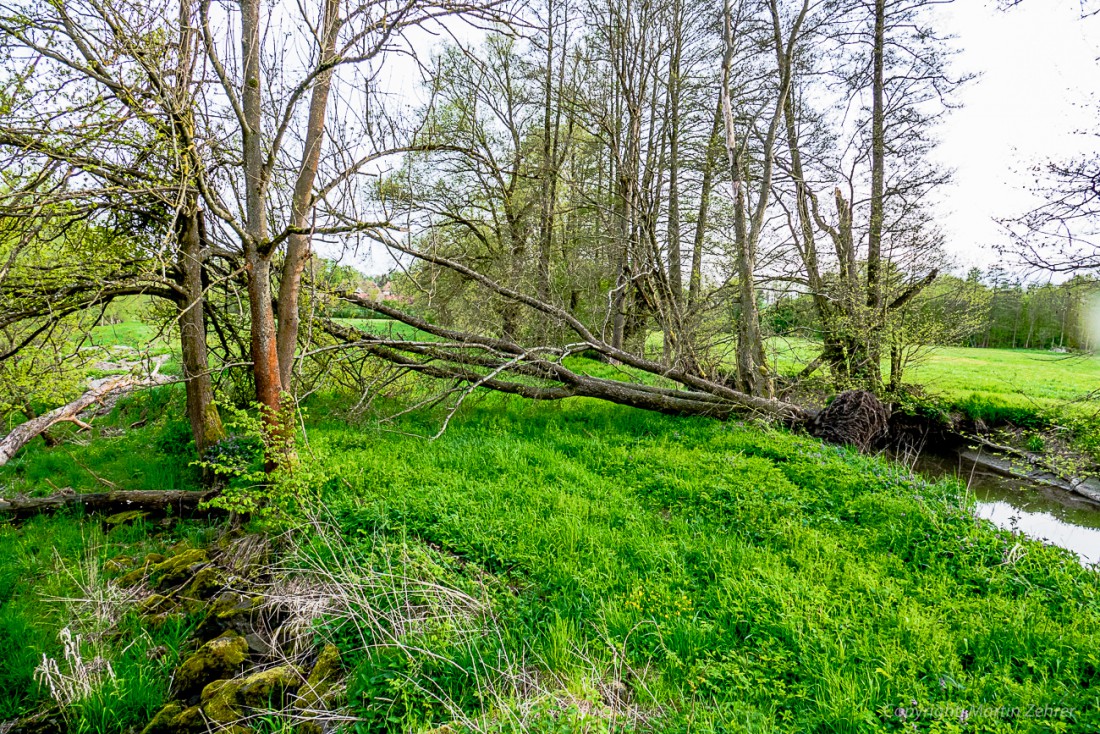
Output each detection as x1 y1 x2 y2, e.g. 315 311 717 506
3 390 1100 732
3 0 1100 730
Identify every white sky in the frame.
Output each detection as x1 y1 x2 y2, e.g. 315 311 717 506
932 0 1100 271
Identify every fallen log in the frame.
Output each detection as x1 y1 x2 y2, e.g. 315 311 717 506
0 489 222 520
0 373 172 467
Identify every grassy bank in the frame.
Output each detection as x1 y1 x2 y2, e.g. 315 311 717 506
5 388 1098 732
769 338 1100 414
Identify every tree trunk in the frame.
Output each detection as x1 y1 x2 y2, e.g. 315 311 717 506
864 0 886 389
276 0 341 392
0 489 221 520
688 98 722 309
721 0 770 397
176 205 225 456
666 0 683 307
536 0 561 305
0 375 170 467
247 254 283 423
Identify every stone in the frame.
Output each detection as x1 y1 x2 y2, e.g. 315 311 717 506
296 644 342 712
244 631 271 656
151 549 209 589
236 664 303 708
195 592 263 640
140 702 183 734
140 703 203 734
138 593 174 616
103 555 133 574
144 552 167 565
181 567 225 606
171 631 249 700
117 568 147 588
105 510 148 526
201 678 243 722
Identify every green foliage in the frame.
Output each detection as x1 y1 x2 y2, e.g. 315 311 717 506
4 378 1100 732
197 397 319 521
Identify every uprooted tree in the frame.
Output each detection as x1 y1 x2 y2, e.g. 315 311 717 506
0 0 961 482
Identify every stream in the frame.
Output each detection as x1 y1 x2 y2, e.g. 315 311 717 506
911 451 1100 567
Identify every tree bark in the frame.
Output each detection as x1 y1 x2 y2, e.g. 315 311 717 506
688 98 723 309
864 0 886 388
276 0 342 391
177 205 225 456
239 0 280 424
0 489 221 520
0 374 171 467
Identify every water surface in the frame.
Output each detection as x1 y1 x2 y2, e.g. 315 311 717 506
912 451 1100 566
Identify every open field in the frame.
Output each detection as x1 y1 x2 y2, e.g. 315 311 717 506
766 338 1100 418
903 346 1100 411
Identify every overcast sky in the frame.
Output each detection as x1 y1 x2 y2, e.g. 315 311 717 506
933 0 1100 271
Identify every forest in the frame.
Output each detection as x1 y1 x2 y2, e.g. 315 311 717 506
1 0 1100 731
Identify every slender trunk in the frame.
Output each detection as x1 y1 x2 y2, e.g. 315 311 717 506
864 0 886 388
239 0 286 470
688 98 722 309
247 254 283 423
666 1 683 306
889 345 903 392
177 205 225 456
537 0 558 303
502 214 525 340
276 0 341 391
174 0 222 457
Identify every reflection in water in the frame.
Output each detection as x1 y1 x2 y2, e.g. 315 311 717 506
910 451 1100 567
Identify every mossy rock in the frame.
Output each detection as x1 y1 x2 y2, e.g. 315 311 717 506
181 566 225 607
117 567 147 587
296 644 342 711
103 555 133 575
141 702 183 734
139 593 175 616
201 678 243 722
140 702 204 734
152 548 209 589
105 509 148 526
196 592 263 640
236 664 302 708
145 552 167 565
171 631 249 700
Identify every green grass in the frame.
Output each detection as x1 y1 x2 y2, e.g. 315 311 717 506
0 512 215 726
1 386 203 497
5 333 1100 732
902 346 1100 413
334 318 430 341
292 395 1100 733
770 338 1100 416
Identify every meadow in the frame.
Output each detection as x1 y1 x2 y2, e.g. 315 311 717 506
2 384 1100 732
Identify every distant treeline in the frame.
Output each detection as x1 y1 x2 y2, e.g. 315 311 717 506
773 269 1100 352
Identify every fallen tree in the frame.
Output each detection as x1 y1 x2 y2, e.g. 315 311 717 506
0 488 220 520
0 372 172 467
315 275 894 451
